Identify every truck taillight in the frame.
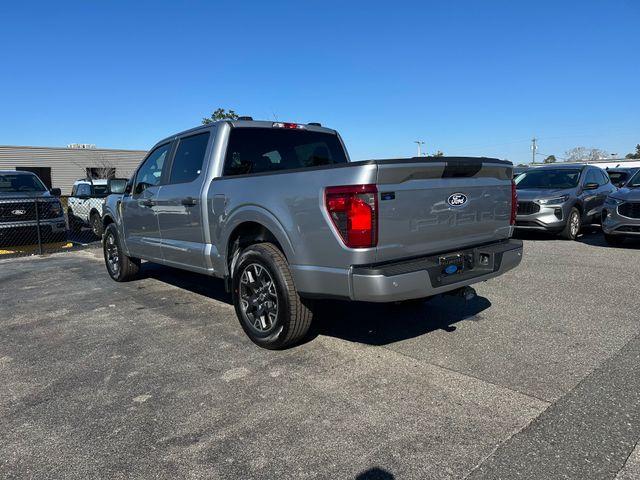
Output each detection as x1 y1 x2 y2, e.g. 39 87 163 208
325 184 378 248
510 181 518 226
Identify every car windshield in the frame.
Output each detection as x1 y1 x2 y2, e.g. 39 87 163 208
628 170 640 187
607 171 628 187
515 169 581 189
0 173 47 193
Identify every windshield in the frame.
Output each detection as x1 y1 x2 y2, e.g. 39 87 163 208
628 170 640 188
515 169 582 189
0 173 47 193
607 171 628 187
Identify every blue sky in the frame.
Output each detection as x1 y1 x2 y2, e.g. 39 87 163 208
1 0 639 163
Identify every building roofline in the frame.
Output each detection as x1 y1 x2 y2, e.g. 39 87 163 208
0 144 148 153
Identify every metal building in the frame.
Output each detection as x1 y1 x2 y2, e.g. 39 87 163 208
0 145 147 195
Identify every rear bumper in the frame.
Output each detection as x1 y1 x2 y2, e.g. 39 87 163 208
292 239 523 302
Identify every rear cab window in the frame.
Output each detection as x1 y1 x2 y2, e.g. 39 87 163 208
223 128 348 176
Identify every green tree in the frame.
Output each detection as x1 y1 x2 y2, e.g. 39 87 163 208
625 144 640 159
543 155 557 164
433 150 444 157
202 108 239 124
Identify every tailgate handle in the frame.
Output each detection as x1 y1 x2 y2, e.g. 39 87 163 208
181 197 198 207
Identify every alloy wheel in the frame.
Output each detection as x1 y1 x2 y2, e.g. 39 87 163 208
239 263 279 333
570 212 580 237
105 233 120 275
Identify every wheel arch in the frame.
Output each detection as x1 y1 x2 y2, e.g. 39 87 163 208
222 208 296 278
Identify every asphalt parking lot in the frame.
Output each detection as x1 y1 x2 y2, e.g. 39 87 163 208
1 233 639 480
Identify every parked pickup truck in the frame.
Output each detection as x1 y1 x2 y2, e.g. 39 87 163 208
0 170 66 246
102 120 522 348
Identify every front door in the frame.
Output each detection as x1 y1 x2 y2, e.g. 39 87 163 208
581 168 601 221
121 142 172 260
155 130 212 270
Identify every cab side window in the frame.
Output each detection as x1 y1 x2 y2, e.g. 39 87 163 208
168 132 210 184
584 169 599 186
134 143 171 194
596 169 609 186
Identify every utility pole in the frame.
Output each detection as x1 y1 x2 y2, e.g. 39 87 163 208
531 137 537 164
414 140 425 157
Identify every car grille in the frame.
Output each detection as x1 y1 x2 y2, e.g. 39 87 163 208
517 201 540 215
618 202 640 219
0 201 38 221
0 199 61 222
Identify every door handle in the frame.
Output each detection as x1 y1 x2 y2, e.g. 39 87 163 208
140 199 155 207
181 197 198 207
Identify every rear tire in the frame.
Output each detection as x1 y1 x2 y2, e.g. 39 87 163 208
604 233 626 246
232 242 313 349
560 207 581 240
103 223 140 281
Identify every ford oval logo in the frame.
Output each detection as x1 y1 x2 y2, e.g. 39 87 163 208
447 193 468 207
11 209 27 216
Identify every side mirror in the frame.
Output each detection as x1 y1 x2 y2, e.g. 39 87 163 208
583 182 599 190
50 187 61 197
107 178 128 194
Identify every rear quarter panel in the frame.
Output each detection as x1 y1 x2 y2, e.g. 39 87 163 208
206 163 379 274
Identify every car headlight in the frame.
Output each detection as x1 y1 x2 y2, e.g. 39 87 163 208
539 195 569 205
50 201 63 217
605 196 624 206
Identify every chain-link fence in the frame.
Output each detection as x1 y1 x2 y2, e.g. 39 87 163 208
0 196 102 258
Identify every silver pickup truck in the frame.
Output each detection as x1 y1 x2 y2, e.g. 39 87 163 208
102 120 522 348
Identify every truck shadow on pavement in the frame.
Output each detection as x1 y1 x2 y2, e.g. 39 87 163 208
138 262 233 304
136 262 492 347
308 294 491 346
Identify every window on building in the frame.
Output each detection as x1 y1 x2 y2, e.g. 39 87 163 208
15 167 52 190
86 167 116 179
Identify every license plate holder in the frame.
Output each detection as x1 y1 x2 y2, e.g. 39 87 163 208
439 253 465 275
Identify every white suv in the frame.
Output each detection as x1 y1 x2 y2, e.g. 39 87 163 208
67 179 110 237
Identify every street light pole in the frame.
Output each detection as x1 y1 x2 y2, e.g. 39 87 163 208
531 137 537 164
414 140 425 157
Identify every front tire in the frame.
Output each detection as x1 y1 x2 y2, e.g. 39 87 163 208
560 207 581 240
103 223 140 281
232 242 313 349
68 210 82 233
91 212 104 238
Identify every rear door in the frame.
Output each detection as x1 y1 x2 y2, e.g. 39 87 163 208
155 130 212 270
375 159 513 262
121 142 172 260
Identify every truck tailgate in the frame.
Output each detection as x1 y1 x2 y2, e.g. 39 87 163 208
373 158 513 263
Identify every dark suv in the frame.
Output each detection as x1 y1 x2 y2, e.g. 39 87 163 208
514 164 616 240
0 170 66 246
